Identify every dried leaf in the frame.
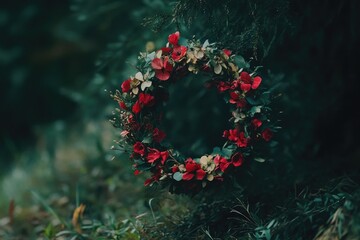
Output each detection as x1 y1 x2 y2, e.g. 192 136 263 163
72 204 86 233
135 72 143 81
141 81 152 91
214 64 222 74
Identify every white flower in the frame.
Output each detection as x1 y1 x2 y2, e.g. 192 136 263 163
131 71 152 94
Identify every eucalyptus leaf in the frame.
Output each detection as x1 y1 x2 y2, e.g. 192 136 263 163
250 106 262 116
246 97 260 105
173 172 183 181
137 163 152 171
222 146 235 158
254 157 266 163
260 92 271 104
142 136 152 144
202 39 210 48
146 51 155 62
212 147 222 155
234 55 249 69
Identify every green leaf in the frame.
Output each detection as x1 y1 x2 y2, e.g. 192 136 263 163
142 136 152 144
145 51 155 62
246 97 260 105
234 55 249 69
137 163 152 171
254 157 266 163
250 106 262 116
173 172 183 181
222 145 236 158
31 191 69 228
44 223 55 238
260 92 271 104
212 147 222 155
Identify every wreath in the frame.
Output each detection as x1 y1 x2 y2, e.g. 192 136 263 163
111 31 274 193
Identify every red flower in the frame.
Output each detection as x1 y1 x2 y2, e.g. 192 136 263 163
153 128 166 143
172 45 187 62
146 148 168 165
231 152 244 167
185 159 199 172
224 129 249 148
251 118 263 129
171 165 179 173
196 169 206 180
127 115 140 130
144 166 162 186
161 47 172 55
229 91 240 103
252 76 262 89
151 57 173 81
240 72 252 84
240 83 251 92
139 93 155 106
231 79 240 89
121 79 131 93
132 93 155 114
236 132 249 148
119 101 127 110
239 72 262 90
133 142 146 156
132 100 142 114
182 158 202 181
134 169 141 175
228 129 240 141
182 172 195 181
262 128 273 141
217 81 231 92
144 178 153 186
223 49 232 57
229 91 247 108
214 155 231 172
168 31 180 45
144 172 161 186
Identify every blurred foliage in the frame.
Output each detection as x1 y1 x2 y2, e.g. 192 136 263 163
0 0 359 239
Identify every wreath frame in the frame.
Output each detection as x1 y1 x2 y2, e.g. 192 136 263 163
112 31 274 193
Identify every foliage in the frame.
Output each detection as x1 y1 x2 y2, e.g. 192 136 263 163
0 0 359 239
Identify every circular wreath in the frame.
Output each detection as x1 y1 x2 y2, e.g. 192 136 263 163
112 31 274 193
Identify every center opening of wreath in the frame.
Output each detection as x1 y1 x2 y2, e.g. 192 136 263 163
161 74 231 157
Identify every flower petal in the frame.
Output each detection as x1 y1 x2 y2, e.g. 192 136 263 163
168 31 180 45
151 58 163 70
200 156 208 166
132 87 139 95
182 172 195 181
155 70 170 81
207 174 214 181
135 72 143 81
132 100 142 114
223 49 232 57
196 169 206 180
195 50 204 59
231 153 244 167
214 64 222 74
252 76 262 89
240 72 251 83
163 57 173 71
141 81 152 91
240 83 251 92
